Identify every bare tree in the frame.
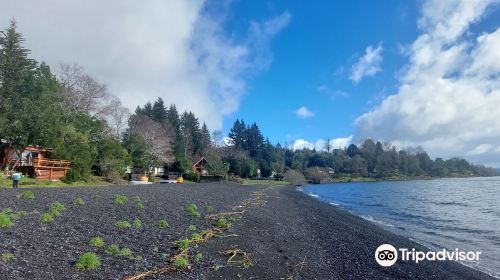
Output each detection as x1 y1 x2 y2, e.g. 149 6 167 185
211 130 224 148
58 63 110 118
129 114 174 165
103 97 130 138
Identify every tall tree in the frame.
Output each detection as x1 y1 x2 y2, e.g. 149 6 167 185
227 119 246 149
152 97 167 123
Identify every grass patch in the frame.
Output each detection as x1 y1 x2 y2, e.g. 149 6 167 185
106 244 121 255
0 252 16 262
115 220 131 229
113 194 128 205
132 196 141 203
89 237 105 248
194 253 203 262
186 203 201 218
40 213 54 223
205 205 214 212
190 233 202 241
187 225 197 232
173 257 189 269
133 219 142 229
0 213 13 228
106 245 140 260
158 220 169 229
178 238 189 251
240 179 289 187
135 202 145 210
49 202 66 217
75 252 101 271
73 197 85 206
0 176 113 188
17 190 35 200
216 218 230 229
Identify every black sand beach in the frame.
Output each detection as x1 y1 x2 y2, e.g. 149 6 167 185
0 183 495 279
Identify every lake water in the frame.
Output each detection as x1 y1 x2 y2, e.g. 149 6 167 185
299 177 500 278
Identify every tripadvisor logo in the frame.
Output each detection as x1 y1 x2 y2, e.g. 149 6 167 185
375 244 482 267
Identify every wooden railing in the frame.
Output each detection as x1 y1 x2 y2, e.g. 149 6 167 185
34 159 71 168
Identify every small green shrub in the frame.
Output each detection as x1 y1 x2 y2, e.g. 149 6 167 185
179 238 189 251
186 203 201 218
187 225 196 232
0 253 16 262
135 202 145 210
40 213 54 223
194 253 203 262
158 220 169 229
89 237 104 248
75 252 101 270
49 202 66 217
10 211 28 220
17 190 34 200
117 248 133 258
190 233 202 241
205 205 214 212
106 244 120 255
114 220 131 229
0 213 13 228
216 218 230 229
73 198 86 206
173 257 189 269
132 196 141 203
133 219 142 229
113 194 128 205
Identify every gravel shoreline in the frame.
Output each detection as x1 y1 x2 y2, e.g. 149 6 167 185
0 183 496 279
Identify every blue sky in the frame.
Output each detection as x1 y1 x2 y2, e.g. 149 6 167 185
3 0 500 165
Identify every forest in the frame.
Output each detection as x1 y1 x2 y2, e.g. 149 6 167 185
0 20 496 184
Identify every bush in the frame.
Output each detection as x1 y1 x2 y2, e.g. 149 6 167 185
194 253 203 262
179 239 189 251
0 253 16 262
216 218 230 229
135 202 145 210
73 198 85 206
133 219 142 229
158 220 169 229
304 167 329 184
75 252 101 270
117 248 133 258
17 190 35 200
89 237 104 248
106 244 120 255
183 172 200 182
173 257 189 269
49 202 66 217
113 195 128 205
274 173 284 180
187 225 197 232
40 213 54 223
190 233 202 241
0 213 13 228
284 170 306 185
186 203 201 218
114 220 131 229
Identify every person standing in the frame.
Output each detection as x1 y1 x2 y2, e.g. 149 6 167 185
12 172 21 189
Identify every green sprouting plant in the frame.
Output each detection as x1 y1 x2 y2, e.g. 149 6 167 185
187 225 197 232
75 252 101 270
73 198 85 206
132 196 141 203
49 202 66 217
133 219 142 229
114 220 131 229
17 190 34 200
89 237 105 248
0 253 16 262
106 244 120 255
135 202 145 210
40 213 54 223
0 213 13 228
10 211 28 220
158 220 169 229
216 218 230 229
186 203 201 218
173 257 189 269
117 247 133 258
190 233 202 241
205 205 214 212
113 194 128 205
178 238 189 251
194 253 203 262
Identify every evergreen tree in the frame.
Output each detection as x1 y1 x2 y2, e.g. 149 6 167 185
152 97 167 123
228 119 246 149
200 122 211 155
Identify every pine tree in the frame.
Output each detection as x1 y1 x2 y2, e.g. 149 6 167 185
201 122 211 155
228 119 246 149
152 97 167 123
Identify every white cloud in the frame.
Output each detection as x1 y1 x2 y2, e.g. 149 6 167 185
317 84 348 99
0 1 290 130
292 136 352 151
349 43 383 82
354 0 500 166
295 106 315 118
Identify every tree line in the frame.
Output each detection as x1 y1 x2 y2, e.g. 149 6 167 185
0 20 496 184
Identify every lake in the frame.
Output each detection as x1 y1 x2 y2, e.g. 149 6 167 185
299 177 500 278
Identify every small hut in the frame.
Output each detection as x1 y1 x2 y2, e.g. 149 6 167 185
192 157 212 175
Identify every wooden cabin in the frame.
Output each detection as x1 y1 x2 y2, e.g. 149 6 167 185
192 157 212 175
0 145 71 180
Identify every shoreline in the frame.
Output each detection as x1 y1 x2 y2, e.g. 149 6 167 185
0 183 496 279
